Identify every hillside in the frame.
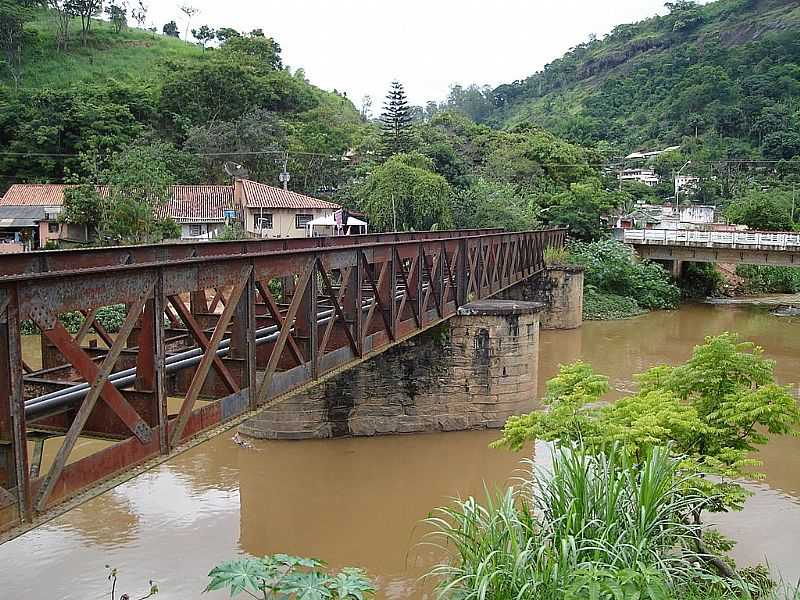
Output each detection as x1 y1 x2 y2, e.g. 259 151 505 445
486 0 800 160
0 8 364 194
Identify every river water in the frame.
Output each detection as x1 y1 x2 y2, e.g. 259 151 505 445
2 303 799 598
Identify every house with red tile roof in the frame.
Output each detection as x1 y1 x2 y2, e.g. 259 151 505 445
0 180 342 250
234 179 340 238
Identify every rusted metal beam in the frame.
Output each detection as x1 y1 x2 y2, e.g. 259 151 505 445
170 267 251 447
167 295 239 395
33 282 154 512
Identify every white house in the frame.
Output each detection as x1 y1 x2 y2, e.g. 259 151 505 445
620 168 661 187
234 179 341 239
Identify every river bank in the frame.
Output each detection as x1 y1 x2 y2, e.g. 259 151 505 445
1 303 798 598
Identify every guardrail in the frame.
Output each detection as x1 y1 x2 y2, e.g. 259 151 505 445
622 228 800 248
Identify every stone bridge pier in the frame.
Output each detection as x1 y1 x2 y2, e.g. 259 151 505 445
240 267 584 440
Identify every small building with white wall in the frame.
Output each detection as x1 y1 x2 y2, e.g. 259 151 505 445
235 179 340 239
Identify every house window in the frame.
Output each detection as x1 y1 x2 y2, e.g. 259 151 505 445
295 213 313 229
48 222 60 234
190 224 202 237
257 214 273 230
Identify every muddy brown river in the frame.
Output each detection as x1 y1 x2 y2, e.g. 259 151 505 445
1 303 799 598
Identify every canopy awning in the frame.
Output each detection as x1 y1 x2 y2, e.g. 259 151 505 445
306 214 367 227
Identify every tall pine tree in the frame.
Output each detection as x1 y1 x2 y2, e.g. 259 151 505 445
380 81 413 157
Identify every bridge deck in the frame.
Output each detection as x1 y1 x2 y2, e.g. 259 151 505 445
623 228 800 266
0 228 565 541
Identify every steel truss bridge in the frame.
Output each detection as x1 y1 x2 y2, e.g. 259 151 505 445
0 227 566 541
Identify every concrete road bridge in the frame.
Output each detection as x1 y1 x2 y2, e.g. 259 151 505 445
0 227 572 541
621 228 800 275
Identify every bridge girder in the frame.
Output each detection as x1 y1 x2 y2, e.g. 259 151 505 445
0 228 566 541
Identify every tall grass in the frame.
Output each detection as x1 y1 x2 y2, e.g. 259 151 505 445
424 445 764 600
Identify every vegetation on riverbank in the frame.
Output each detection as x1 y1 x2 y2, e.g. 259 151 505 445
736 265 800 294
422 334 800 599
427 445 772 600
559 240 680 320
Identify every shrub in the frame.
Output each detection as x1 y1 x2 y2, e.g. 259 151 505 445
205 554 374 599
736 265 800 294
570 239 680 311
426 444 745 600
583 286 646 320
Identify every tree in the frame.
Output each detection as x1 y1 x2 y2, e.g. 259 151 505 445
359 94 372 120
105 1 127 34
178 3 198 41
356 153 452 231
219 34 282 69
184 108 288 182
60 185 106 234
162 20 178 38
130 0 147 29
72 0 103 46
0 0 36 87
215 26 239 43
545 179 620 241
102 142 185 244
725 189 795 231
453 178 534 231
47 0 75 50
380 81 414 157
494 333 800 516
191 24 214 52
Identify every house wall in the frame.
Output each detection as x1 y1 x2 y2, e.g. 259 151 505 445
38 220 62 247
244 208 334 238
180 222 225 240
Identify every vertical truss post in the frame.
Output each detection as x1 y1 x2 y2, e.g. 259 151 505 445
152 271 169 454
349 251 363 356
231 270 257 409
190 289 208 315
457 238 467 306
135 299 156 391
0 289 29 522
305 258 319 378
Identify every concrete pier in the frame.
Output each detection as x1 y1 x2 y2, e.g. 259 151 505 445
239 300 544 440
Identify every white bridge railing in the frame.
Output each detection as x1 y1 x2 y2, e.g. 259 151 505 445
623 228 800 249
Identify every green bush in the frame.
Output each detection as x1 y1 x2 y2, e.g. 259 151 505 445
570 240 680 312
583 286 646 320
20 304 128 336
736 265 800 294
426 444 753 600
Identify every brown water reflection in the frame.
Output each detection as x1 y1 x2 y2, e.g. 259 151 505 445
1 304 798 598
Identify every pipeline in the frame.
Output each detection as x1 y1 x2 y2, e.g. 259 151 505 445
24 285 422 421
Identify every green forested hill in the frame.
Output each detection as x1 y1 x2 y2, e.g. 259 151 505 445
486 0 800 160
0 7 364 193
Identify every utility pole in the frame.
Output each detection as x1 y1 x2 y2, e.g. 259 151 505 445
279 153 290 191
675 160 692 215
391 193 397 231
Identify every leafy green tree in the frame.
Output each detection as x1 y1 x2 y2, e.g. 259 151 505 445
191 24 215 52
724 189 795 231
61 185 106 232
356 152 452 231
162 20 179 37
215 27 240 43
0 0 36 87
219 34 282 69
569 239 681 310
184 108 287 183
453 178 535 231
105 1 128 34
380 81 414 157
494 333 800 515
71 0 103 46
545 179 619 241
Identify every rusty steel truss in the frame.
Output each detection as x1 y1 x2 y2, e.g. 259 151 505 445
0 227 566 540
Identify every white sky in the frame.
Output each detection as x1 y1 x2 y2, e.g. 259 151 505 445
145 1 677 110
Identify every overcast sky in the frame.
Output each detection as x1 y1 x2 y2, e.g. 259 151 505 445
146 1 678 111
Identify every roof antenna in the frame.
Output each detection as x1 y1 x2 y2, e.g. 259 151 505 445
223 161 249 180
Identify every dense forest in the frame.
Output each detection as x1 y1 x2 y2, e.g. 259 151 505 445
1 0 799 246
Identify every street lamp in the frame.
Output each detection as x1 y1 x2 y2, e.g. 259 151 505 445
674 160 692 215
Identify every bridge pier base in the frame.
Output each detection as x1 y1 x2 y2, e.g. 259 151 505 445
498 266 584 330
239 300 544 440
